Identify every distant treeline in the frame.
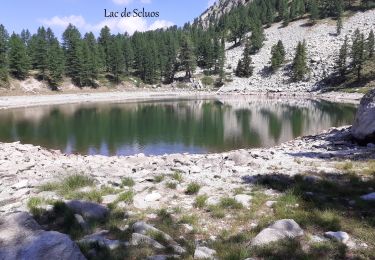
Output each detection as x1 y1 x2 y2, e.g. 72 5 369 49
0 0 373 89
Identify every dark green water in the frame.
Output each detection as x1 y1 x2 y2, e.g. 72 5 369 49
0 98 356 156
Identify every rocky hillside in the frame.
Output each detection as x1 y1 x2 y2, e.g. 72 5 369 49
196 0 250 29
220 9 375 93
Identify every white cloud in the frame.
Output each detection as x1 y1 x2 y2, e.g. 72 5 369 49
148 20 174 31
39 15 86 28
39 15 173 35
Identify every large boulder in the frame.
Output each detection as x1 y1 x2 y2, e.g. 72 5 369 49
351 89 375 143
251 219 304 246
0 212 86 260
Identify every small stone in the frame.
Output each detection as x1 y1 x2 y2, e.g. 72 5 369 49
251 219 304 246
324 231 350 244
206 196 220 206
194 246 217 259
234 194 252 208
265 201 277 207
102 194 118 205
130 233 165 249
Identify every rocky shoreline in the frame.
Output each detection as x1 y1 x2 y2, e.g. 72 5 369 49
0 89 364 110
1 125 374 216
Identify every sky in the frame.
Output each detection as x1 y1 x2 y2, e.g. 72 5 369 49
1 0 216 38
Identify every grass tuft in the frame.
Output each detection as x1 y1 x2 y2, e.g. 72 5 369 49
185 182 201 195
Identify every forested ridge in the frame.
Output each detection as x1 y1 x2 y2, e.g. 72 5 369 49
0 0 374 90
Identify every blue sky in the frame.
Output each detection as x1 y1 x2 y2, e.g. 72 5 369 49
1 0 215 38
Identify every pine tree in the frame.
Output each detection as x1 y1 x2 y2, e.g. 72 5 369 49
292 40 309 81
62 24 83 86
82 32 100 85
309 0 319 24
33 27 49 80
351 29 365 80
179 35 196 79
0 24 9 85
270 40 286 71
98 26 112 72
8 33 30 79
336 15 343 35
47 39 65 89
108 35 125 83
367 29 374 58
336 36 348 77
122 37 134 75
235 40 253 77
250 21 265 53
215 38 226 87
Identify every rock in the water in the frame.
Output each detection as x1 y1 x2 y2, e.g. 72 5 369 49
360 192 375 201
0 212 86 260
234 194 252 208
130 233 165 249
352 89 375 142
66 200 108 220
251 219 304 246
194 246 217 259
324 231 350 244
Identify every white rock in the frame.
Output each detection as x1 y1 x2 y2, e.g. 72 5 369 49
234 194 252 208
130 233 165 249
251 219 304 246
265 201 277 207
145 192 162 202
352 89 375 142
194 246 217 259
102 194 118 204
206 196 220 206
324 231 350 244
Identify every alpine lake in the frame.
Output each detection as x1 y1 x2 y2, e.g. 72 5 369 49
0 97 357 156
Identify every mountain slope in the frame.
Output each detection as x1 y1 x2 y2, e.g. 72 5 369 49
220 10 375 93
197 0 250 28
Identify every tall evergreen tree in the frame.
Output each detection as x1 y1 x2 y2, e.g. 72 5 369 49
250 21 265 53
309 0 319 24
270 40 286 71
98 26 112 72
367 29 374 58
336 36 348 77
8 33 30 79
62 24 83 86
351 29 365 80
0 25 9 85
235 39 253 77
108 35 125 83
179 35 196 79
47 39 65 89
292 40 309 81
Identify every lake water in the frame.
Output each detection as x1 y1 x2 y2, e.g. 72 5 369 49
0 98 356 156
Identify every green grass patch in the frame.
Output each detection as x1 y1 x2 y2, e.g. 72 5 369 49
194 195 208 208
121 177 135 187
171 171 183 183
185 182 201 195
154 175 165 183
